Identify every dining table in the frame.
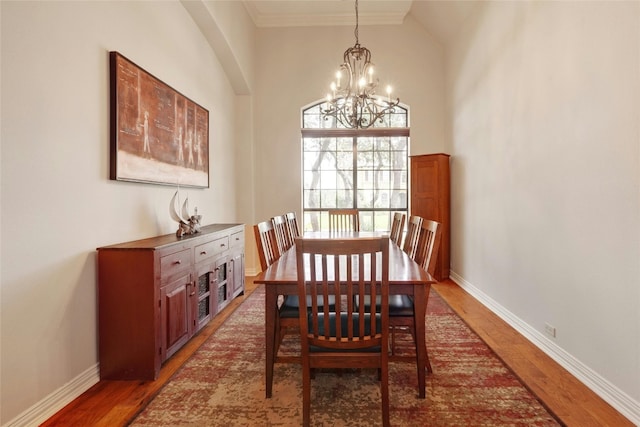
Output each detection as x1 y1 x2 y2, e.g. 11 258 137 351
253 231 435 399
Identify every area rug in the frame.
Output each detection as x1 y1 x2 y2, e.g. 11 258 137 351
130 286 562 426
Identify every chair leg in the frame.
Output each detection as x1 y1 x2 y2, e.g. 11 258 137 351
381 363 390 427
302 363 311 427
390 326 397 355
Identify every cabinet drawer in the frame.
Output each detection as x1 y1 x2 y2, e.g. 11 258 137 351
194 240 217 263
194 237 229 263
230 231 244 248
160 249 192 277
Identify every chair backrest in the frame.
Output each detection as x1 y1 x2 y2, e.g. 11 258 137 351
272 214 292 253
389 212 406 246
285 211 300 239
328 209 360 232
414 219 442 276
295 236 389 352
254 220 281 271
402 215 423 260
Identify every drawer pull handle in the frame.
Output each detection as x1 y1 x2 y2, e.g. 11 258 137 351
173 260 182 265
200 251 207 255
220 243 226 248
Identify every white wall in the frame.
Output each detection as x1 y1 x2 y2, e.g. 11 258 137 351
252 15 445 224
0 1 244 424
445 0 640 421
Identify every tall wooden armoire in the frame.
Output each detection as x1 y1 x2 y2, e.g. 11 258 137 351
410 153 450 280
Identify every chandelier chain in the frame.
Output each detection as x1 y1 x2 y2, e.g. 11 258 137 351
354 0 359 46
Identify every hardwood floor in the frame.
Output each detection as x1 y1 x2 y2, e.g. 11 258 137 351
41 277 633 427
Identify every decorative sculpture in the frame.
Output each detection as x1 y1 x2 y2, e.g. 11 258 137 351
170 190 202 237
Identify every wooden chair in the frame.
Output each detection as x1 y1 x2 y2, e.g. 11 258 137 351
402 215 423 259
389 219 442 374
359 219 441 382
255 220 299 361
285 211 300 240
415 219 442 274
295 236 390 427
328 209 360 232
253 220 280 271
272 214 292 253
389 212 406 246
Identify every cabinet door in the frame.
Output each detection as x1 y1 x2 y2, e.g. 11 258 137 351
214 256 230 312
194 262 217 332
230 250 245 298
161 273 192 361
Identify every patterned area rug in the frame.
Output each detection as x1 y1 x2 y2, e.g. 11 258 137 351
130 286 562 426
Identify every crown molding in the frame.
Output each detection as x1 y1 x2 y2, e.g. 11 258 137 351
243 1 412 28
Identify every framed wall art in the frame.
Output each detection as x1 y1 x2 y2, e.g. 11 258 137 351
110 51 209 188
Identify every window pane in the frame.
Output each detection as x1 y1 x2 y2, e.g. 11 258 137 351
357 151 374 169
357 189 374 208
336 189 354 208
374 189 391 208
374 211 391 231
359 210 372 231
321 189 337 208
390 190 407 209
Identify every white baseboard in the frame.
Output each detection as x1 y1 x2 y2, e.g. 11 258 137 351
449 271 640 426
3 364 99 427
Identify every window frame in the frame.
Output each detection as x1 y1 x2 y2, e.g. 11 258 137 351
300 106 410 232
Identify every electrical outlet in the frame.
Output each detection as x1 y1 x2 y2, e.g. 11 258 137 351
544 323 557 338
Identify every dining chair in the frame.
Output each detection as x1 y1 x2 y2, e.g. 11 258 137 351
328 209 360 232
402 215 423 260
295 236 390 427
415 219 442 274
358 219 441 381
388 219 442 374
272 214 292 253
255 220 299 360
285 211 300 240
253 220 280 271
389 212 406 246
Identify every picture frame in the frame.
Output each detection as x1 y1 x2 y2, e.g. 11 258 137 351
109 51 209 188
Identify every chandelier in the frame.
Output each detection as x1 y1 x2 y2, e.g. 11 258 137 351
322 0 400 129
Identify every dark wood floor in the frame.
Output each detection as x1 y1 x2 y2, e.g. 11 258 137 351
41 277 633 427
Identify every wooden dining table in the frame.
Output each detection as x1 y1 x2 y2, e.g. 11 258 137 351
253 231 435 399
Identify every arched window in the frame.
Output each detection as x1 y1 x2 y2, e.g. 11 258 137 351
301 101 409 232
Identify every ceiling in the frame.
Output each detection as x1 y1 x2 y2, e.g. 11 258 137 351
242 0 481 44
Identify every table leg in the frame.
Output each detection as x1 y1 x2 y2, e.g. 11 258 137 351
414 284 427 398
265 287 277 398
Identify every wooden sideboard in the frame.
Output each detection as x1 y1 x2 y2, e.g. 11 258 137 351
97 223 245 380
410 153 450 280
